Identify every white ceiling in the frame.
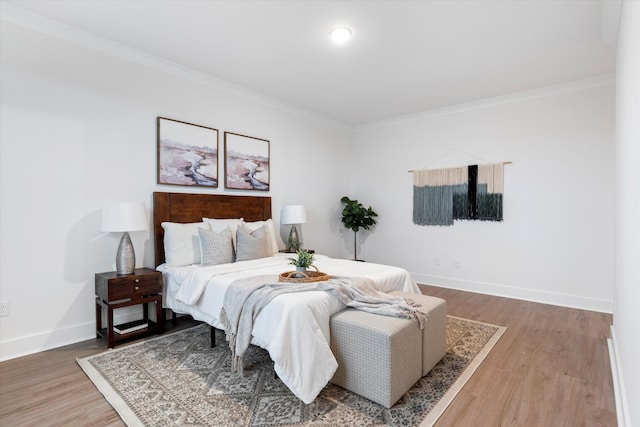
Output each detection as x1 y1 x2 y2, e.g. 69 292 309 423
2 0 619 126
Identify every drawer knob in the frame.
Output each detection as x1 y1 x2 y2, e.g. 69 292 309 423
135 279 140 283
134 286 140 290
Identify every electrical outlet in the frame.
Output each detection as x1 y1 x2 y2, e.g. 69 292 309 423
454 259 461 269
0 301 8 317
434 257 441 266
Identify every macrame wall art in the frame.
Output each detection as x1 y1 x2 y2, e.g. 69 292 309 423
412 163 506 226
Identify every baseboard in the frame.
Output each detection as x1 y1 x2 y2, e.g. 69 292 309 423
413 273 613 313
0 321 96 362
0 308 149 362
608 326 631 427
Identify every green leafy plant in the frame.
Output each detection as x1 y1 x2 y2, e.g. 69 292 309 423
340 196 378 260
288 249 315 268
286 236 300 252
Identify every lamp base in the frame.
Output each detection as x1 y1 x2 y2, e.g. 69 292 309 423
116 232 135 275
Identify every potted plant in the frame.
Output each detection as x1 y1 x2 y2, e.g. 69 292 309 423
289 249 315 272
340 196 378 261
286 235 300 252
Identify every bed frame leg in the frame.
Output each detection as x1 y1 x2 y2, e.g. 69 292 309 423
210 326 216 348
171 310 177 326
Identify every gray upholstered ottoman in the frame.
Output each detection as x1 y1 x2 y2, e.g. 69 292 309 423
390 291 447 375
329 309 422 408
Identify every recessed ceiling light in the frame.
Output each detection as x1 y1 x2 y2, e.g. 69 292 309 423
329 26 352 44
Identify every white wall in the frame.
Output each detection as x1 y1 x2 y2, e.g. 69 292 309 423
350 80 615 312
0 20 352 361
612 2 640 425
0 5 620 364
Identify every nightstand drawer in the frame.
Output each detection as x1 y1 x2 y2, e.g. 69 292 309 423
95 268 163 302
107 275 161 300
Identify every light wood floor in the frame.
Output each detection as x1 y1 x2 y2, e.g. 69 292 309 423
0 285 616 426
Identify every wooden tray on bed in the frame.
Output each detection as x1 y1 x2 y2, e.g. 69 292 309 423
279 271 329 283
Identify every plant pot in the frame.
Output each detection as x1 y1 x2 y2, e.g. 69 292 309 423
292 266 308 279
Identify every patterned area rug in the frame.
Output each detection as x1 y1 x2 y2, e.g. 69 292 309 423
78 316 505 426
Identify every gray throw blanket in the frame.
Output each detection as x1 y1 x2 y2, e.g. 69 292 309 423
219 275 428 374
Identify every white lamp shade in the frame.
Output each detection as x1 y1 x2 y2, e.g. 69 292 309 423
101 202 148 232
281 205 307 225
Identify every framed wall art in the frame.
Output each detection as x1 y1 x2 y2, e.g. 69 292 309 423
224 132 270 191
157 117 219 188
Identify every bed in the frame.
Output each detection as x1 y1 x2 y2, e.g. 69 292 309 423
153 192 420 404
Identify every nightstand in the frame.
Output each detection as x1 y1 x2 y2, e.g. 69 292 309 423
95 268 164 348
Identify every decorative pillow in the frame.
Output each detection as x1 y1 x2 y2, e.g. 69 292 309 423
235 225 270 262
243 218 279 255
161 222 209 266
202 218 244 249
198 227 234 266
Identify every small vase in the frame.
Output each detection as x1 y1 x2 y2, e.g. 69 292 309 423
296 266 307 273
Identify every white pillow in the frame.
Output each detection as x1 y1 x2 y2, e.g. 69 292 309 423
235 225 270 261
243 218 279 255
198 227 234 266
161 222 209 267
202 218 244 249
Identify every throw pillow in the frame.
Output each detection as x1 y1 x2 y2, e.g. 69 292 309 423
235 225 269 262
242 218 279 255
202 218 244 250
198 227 234 266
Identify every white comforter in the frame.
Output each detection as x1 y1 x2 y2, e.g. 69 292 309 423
159 254 420 404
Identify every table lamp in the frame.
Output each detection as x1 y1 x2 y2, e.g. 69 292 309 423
281 205 307 252
101 202 148 275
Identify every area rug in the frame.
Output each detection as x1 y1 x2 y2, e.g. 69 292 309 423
78 316 505 427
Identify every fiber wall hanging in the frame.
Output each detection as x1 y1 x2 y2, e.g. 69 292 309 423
412 163 505 226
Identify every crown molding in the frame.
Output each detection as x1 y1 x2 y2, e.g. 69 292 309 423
355 74 616 132
0 2 350 130
1 2 616 133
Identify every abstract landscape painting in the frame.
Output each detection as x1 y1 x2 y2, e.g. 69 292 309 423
157 117 218 187
224 132 270 191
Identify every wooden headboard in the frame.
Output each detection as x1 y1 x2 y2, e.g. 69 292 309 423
153 192 272 267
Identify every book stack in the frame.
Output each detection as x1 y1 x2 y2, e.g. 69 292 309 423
114 319 148 334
